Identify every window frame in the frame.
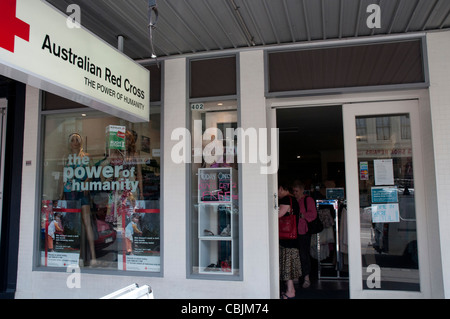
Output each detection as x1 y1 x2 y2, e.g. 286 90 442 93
186 54 243 281
34 61 164 277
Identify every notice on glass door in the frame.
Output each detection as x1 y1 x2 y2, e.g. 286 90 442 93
371 203 400 223
371 186 398 203
374 159 394 185
360 161 369 180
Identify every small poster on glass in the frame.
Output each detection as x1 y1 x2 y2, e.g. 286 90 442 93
42 200 81 267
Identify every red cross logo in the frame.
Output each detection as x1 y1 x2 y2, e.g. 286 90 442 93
0 0 30 53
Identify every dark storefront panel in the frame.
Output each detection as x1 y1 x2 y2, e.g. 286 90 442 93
268 39 426 94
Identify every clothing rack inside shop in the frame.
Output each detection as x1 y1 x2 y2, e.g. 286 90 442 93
315 199 348 280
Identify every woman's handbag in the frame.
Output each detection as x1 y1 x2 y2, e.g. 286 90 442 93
279 197 297 240
304 196 324 235
307 215 324 235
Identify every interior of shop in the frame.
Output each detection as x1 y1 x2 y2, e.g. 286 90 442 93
277 105 349 299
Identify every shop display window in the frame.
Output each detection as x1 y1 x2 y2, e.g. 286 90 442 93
39 108 161 273
189 101 240 277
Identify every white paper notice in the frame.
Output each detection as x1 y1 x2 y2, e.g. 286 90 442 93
374 159 394 185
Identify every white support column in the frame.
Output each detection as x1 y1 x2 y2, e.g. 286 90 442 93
239 50 273 298
427 30 450 298
163 57 187 279
15 85 40 298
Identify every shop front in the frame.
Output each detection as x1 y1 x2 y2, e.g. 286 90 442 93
2 1 450 299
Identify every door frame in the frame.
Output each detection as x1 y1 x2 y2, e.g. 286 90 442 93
267 89 435 299
267 106 279 299
0 98 7 245
343 99 431 299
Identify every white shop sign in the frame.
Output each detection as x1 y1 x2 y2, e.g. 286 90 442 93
0 0 149 122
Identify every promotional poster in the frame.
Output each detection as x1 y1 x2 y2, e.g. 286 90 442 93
42 200 81 267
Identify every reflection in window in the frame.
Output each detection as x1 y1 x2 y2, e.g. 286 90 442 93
356 114 419 291
376 117 391 140
39 110 161 272
401 115 411 140
356 118 367 142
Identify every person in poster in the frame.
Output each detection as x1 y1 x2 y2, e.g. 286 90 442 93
47 212 63 252
119 207 160 272
43 204 82 267
125 214 143 255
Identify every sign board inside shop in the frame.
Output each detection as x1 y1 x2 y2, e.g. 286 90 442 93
0 0 149 122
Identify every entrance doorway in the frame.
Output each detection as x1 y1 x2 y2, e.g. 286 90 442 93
277 105 349 299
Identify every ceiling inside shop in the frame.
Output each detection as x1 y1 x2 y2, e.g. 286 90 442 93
45 0 450 62
277 105 344 171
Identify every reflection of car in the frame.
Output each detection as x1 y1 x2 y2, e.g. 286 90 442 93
95 220 116 250
360 191 418 267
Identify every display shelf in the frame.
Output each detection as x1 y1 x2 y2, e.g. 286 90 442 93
197 167 238 275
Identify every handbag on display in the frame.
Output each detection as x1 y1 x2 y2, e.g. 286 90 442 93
279 197 297 240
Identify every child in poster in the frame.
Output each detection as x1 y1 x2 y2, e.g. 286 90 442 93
43 203 82 268
47 212 63 252
125 214 143 255
119 207 160 272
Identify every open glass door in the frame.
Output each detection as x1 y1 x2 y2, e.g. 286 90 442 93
343 100 431 298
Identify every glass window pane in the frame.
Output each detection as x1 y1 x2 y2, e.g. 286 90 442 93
40 108 161 272
356 118 367 142
376 117 391 140
146 64 162 103
268 40 425 93
190 57 237 98
189 101 240 277
356 114 419 291
42 92 86 110
401 115 411 140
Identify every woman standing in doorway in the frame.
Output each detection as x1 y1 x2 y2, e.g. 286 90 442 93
293 180 317 288
278 180 301 299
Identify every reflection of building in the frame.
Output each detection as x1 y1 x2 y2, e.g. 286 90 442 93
2 1 450 300
356 116 413 159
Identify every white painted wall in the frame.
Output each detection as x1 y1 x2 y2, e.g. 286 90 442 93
427 30 450 298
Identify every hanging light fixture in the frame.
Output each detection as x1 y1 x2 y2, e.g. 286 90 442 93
148 0 158 59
